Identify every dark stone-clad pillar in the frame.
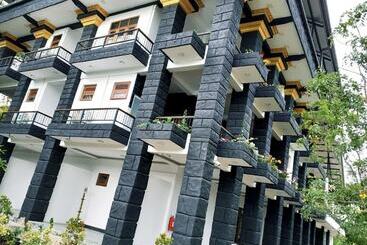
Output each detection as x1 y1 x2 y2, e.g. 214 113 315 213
315 227 326 245
293 212 303 245
103 4 187 245
172 0 243 244
0 44 31 183
325 230 330 245
19 24 98 221
280 205 295 245
239 184 266 245
303 220 311 245
210 167 244 245
262 198 284 245
310 220 317 245
298 164 307 189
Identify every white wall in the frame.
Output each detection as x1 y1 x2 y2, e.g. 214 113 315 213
20 80 64 116
45 153 122 228
203 181 218 244
95 5 160 41
287 149 296 182
0 147 39 211
71 72 138 113
44 27 83 52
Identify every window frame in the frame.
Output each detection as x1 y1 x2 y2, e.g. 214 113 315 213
110 81 131 100
50 34 62 48
96 173 110 187
26 88 38 102
80 84 97 101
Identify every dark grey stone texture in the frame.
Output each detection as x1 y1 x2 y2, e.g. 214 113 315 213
137 122 188 149
273 111 302 136
160 31 206 61
102 4 187 245
216 141 257 168
243 162 279 185
303 220 312 245
266 178 296 198
0 120 47 140
255 86 286 112
172 0 243 243
19 55 70 77
310 220 317 245
210 167 243 245
306 162 327 179
315 227 326 245
233 53 268 82
280 205 295 245
293 212 304 245
252 112 274 155
239 184 267 245
262 198 284 245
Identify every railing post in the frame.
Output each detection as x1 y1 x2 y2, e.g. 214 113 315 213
32 112 37 125
13 112 19 124
80 109 85 124
113 109 119 125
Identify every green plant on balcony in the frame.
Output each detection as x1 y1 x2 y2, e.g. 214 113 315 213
278 170 289 180
155 233 173 245
60 217 85 245
231 136 258 154
258 154 281 172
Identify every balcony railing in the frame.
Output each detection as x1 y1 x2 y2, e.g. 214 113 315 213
76 29 154 53
22 46 72 63
0 56 22 71
1 111 52 129
54 108 135 131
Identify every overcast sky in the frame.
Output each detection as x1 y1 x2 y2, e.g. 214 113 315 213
326 0 365 78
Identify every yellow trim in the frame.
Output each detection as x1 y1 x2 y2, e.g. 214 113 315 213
294 108 306 114
263 57 286 71
272 26 279 35
285 88 300 100
271 47 289 58
160 0 204 14
252 8 273 22
240 21 271 40
80 15 104 27
0 40 23 52
297 102 308 107
38 20 56 31
75 4 108 17
33 29 53 40
1 32 17 41
286 80 303 89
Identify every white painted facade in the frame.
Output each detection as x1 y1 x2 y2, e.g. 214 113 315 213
0 146 39 211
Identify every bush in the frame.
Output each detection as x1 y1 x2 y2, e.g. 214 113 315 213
155 233 173 245
0 214 17 245
60 217 85 245
0 195 13 218
20 222 53 245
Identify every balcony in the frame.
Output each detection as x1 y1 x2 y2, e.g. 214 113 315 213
243 162 279 187
0 111 52 142
215 129 258 170
47 108 134 158
160 31 206 64
266 178 295 199
290 135 309 152
231 52 268 84
0 56 22 96
273 112 301 139
284 191 303 207
306 162 327 179
71 29 153 73
19 47 71 80
253 85 285 115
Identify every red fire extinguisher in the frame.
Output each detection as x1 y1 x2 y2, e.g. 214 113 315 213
168 216 175 231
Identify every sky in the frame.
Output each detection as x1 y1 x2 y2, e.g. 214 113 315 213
326 0 365 78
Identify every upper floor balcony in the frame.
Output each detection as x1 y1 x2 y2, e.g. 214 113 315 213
18 46 72 80
47 107 134 158
0 56 22 95
0 110 52 143
70 29 153 73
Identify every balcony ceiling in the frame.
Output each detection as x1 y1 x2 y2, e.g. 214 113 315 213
248 0 290 19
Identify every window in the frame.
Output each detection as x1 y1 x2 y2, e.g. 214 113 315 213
111 82 130 100
26 89 38 102
96 173 109 187
107 17 139 44
50 35 62 48
80 84 96 101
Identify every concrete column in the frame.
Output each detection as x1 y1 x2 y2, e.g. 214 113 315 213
103 4 187 245
239 184 266 245
19 24 98 221
298 164 307 189
172 0 243 244
262 198 284 245
210 167 244 245
325 231 330 245
280 205 295 245
293 212 303 245
303 220 311 245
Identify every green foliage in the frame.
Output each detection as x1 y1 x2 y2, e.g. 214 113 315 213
0 195 12 218
20 222 53 245
155 233 173 245
0 214 17 245
60 217 85 245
